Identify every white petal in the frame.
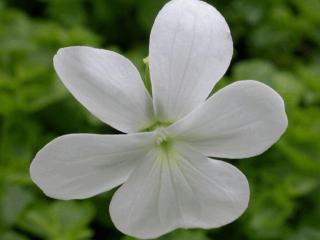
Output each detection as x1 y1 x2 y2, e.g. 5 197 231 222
168 80 288 158
109 143 249 239
149 0 233 122
30 133 155 200
54 46 154 133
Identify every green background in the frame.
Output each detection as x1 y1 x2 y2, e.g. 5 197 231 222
0 0 319 239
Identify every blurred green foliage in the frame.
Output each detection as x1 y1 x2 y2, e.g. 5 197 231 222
0 0 319 239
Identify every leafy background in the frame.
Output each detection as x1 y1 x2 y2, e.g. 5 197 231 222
0 0 319 239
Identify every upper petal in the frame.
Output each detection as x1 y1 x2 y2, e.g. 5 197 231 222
54 46 154 133
30 132 155 200
168 80 288 158
149 0 233 122
109 143 249 239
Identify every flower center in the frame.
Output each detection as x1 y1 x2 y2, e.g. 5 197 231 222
155 128 172 152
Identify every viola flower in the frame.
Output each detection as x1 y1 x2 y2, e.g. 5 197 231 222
30 0 288 239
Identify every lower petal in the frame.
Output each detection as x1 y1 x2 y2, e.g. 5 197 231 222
109 143 249 239
30 133 155 200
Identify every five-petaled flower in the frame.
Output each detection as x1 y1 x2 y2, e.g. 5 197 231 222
30 0 288 239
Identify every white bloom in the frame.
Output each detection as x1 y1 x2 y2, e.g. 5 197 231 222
30 0 288 239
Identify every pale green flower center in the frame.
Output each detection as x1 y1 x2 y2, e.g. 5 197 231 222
155 127 172 153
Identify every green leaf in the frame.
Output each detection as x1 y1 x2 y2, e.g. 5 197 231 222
0 185 34 228
17 201 95 240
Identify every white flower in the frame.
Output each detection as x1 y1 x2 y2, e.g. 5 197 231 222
30 0 288 239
